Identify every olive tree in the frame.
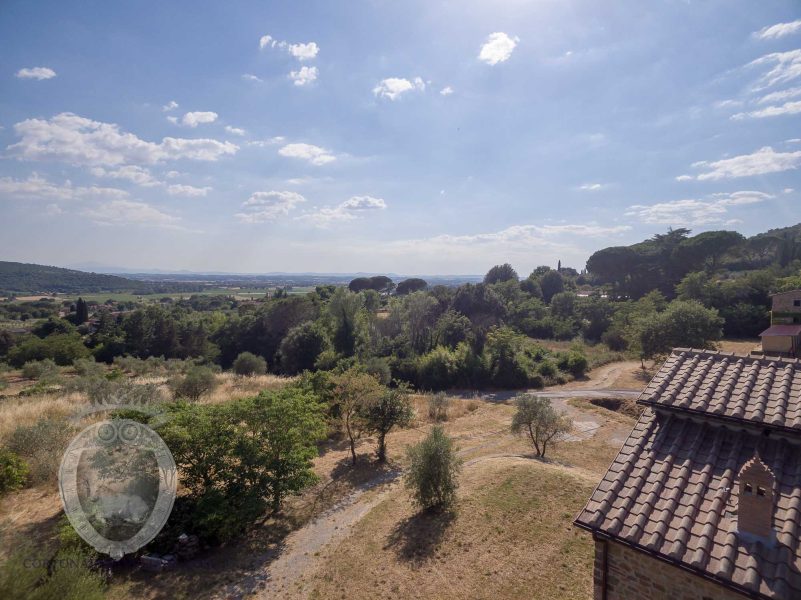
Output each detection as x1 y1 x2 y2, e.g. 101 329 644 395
360 383 415 462
405 426 462 510
511 395 572 458
331 368 384 464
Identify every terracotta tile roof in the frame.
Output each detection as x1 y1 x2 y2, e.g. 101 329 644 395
638 348 801 434
575 410 801 599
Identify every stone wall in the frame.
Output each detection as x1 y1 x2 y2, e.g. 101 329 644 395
593 539 747 600
771 291 801 315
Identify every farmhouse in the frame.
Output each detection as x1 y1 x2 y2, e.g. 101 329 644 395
759 290 801 358
575 348 801 599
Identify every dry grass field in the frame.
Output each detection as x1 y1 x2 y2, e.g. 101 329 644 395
0 357 648 600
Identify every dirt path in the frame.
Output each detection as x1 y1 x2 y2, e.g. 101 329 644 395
215 360 646 600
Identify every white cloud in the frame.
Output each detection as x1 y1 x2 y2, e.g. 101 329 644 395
0 173 129 201
236 190 306 223
45 203 62 216
440 86 454 96
689 146 801 180
224 126 246 136
165 170 182 178
713 99 743 109
83 199 180 228
15 67 56 80
162 100 179 112
167 184 212 197
181 111 218 127
755 19 801 40
90 165 162 187
478 32 519 65
675 175 693 182
373 77 425 100
732 100 801 119
242 73 263 83
166 116 178 125
278 142 335 165
260 34 319 60
757 86 801 104
626 191 773 226
289 66 318 86
299 196 387 227
747 49 801 90
578 183 605 191
247 137 285 147
288 42 319 61
7 113 238 166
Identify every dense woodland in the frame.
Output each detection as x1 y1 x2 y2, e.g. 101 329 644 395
3 224 800 391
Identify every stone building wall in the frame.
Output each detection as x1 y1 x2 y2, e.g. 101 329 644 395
771 291 801 317
593 539 747 600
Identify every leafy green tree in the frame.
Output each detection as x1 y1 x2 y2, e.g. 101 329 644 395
674 230 745 272
331 369 384 464
403 292 440 354
170 366 218 401
484 263 519 284
434 309 474 349
360 384 414 462
7 332 89 367
405 426 461 511
21 358 59 381
277 321 327 374
327 288 362 357
520 276 543 299
511 395 572 458
396 278 428 295
550 292 577 319
232 351 267 376
540 270 565 303
484 326 532 388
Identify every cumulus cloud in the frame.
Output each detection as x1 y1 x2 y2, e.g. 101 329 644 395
289 66 318 86
755 19 801 40
7 113 238 166
278 142 335 165
688 146 801 180
83 199 180 227
235 190 306 223
167 184 212 197
259 35 319 60
225 126 246 136
299 196 387 227
747 49 801 91
440 86 454 96
162 100 179 112
626 191 773 226
16 67 56 80
373 77 425 100
478 32 519 65
0 173 129 201
182 111 218 127
90 165 162 187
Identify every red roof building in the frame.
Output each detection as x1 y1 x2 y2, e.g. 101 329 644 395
575 348 801 599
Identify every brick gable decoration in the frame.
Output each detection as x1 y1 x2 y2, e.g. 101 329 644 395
575 348 801 600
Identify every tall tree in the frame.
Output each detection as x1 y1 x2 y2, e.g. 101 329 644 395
360 384 415 462
331 369 384 464
483 263 519 284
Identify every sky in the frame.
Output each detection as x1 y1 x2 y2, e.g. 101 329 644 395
0 0 800 276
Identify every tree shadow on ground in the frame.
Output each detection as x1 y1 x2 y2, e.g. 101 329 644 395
384 508 456 566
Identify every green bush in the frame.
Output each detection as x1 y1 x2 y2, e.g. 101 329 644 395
537 360 557 378
72 357 104 378
7 333 90 367
364 357 392 385
169 366 218 401
8 417 75 484
0 547 105 600
0 448 28 495
278 321 328 374
21 358 59 381
601 329 628 351
232 351 267 376
405 425 462 510
556 351 589 377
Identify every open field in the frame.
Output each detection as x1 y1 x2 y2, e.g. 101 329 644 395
0 356 646 600
7 286 317 305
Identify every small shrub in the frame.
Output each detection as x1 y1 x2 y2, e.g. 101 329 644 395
0 449 28 495
465 398 481 412
72 357 104 378
0 547 105 600
427 392 450 421
556 351 589 377
8 417 75 484
21 358 59 381
405 425 462 510
364 357 392 385
232 351 267 377
170 366 218 401
602 329 628 351
537 360 557 378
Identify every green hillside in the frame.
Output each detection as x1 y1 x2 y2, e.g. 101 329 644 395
0 261 146 294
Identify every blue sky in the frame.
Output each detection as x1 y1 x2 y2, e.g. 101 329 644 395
1 0 799 275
